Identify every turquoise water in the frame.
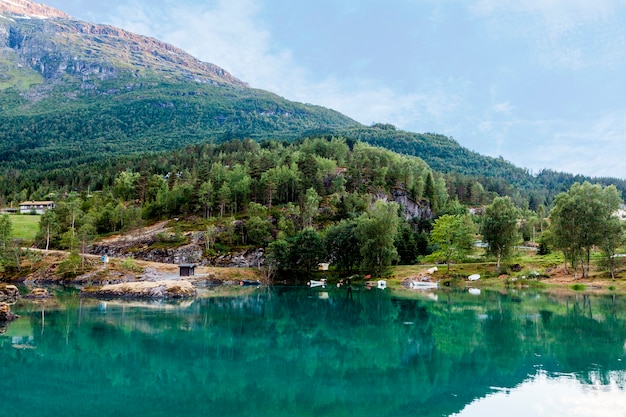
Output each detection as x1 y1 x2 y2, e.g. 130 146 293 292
1 286 625 417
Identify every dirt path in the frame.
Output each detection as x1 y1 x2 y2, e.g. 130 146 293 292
98 220 170 245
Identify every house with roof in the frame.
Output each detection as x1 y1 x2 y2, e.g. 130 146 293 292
19 201 55 214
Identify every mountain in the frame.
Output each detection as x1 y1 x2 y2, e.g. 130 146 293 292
0 0 359 170
0 0 67 19
1 1 624 207
0 0 516 177
1 0 244 86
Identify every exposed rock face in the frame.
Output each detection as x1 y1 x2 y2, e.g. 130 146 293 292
91 240 266 268
0 0 70 19
208 248 265 268
0 284 19 302
389 188 434 221
0 0 247 87
91 243 205 265
0 302 18 321
81 280 196 299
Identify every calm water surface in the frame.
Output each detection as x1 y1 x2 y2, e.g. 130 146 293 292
1 286 625 417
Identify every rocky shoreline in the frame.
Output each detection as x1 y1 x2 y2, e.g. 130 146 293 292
80 280 197 299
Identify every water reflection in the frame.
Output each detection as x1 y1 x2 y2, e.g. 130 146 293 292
0 287 624 417
454 371 626 417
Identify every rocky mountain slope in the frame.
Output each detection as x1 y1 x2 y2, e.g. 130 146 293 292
0 0 244 87
0 1 358 171
0 0 68 18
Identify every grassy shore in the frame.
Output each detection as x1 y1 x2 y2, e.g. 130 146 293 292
7 243 626 295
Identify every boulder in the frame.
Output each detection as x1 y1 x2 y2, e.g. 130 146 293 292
25 288 49 298
81 280 196 299
0 302 19 321
0 284 19 302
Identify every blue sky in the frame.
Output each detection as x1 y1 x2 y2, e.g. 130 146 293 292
43 0 626 178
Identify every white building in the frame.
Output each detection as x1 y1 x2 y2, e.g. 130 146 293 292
19 201 55 214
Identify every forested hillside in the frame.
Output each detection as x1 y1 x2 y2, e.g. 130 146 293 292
22 138 452 277
330 124 626 209
0 81 357 171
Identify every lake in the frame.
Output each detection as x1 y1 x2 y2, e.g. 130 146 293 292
1 285 625 417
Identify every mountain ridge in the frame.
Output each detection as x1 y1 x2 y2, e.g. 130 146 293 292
0 0 69 19
0 0 247 87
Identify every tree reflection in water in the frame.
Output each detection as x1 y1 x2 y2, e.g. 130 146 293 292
0 287 624 417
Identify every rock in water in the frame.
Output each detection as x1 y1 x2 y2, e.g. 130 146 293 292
81 280 196 299
27 288 49 298
0 302 19 321
0 284 19 302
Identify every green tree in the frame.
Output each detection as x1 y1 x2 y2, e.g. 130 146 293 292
218 183 232 217
549 182 622 277
0 214 12 256
266 238 291 272
78 214 97 271
301 187 320 228
429 214 475 272
598 216 623 279
481 196 519 271
325 219 362 273
57 250 82 279
424 172 436 206
198 180 214 219
0 215 16 271
114 170 141 201
38 210 59 252
291 228 326 275
355 200 400 277
246 216 272 246
204 225 218 253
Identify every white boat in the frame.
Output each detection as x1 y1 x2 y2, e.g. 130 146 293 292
407 280 438 289
307 279 327 288
411 281 438 289
377 280 386 290
468 274 481 281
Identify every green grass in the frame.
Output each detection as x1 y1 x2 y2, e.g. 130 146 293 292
7 214 40 243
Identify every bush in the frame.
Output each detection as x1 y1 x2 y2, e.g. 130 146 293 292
57 251 82 278
537 238 551 255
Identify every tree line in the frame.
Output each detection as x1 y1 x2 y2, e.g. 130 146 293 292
0 136 623 279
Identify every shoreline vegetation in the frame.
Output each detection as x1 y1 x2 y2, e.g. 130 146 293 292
2 247 625 299
1 141 625 298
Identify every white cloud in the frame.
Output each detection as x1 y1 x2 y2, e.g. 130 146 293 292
470 0 618 24
469 0 626 70
492 101 513 114
102 0 462 132
474 109 626 177
453 372 626 417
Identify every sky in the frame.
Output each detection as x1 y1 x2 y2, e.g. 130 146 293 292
41 0 626 179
